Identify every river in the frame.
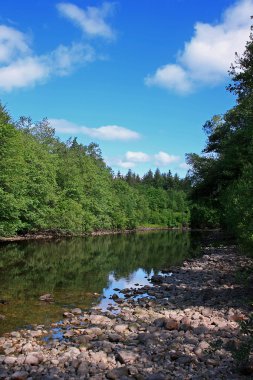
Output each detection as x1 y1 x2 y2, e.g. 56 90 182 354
0 230 203 335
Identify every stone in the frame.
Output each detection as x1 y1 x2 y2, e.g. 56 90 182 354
146 374 166 380
39 294 53 302
77 362 89 376
108 333 121 342
117 350 139 364
22 343 33 353
0 369 8 379
11 371 29 380
4 356 16 364
71 308 82 315
25 354 39 365
106 367 129 379
114 324 128 334
164 319 179 330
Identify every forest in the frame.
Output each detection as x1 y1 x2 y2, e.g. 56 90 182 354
0 110 190 237
0 25 252 250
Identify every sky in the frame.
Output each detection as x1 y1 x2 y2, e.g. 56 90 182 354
0 0 252 177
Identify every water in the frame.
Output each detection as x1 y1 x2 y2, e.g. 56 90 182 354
0 230 202 335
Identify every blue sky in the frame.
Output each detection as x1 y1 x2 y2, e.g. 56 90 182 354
0 0 252 176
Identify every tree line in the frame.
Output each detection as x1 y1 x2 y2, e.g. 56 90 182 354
0 111 190 237
187 21 253 249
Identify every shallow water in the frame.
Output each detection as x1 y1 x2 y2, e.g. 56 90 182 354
0 230 202 335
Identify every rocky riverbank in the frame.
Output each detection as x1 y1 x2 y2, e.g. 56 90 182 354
0 246 253 379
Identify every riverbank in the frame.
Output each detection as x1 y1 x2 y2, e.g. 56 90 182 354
0 245 252 379
0 227 189 243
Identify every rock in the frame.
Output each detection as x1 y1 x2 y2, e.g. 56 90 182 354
151 275 164 283
11 371 29 380
0 314 5 320
106 366 129 379
4 356 16 364
71 308 82 315
85 327 103 336
146 374 166 380
90 314 112 325
108 333 121 342
22 343 33 353
0 369 8 379
117 350 139 364
154 317 166 327
77 362 89 376
39 293 53 302
25 354 39 365
63 311 74 318
176 355 192 364
114 324 128 334
164 318 179 330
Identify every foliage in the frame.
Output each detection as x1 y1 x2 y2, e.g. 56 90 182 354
187 23 253 248
0 107 189 237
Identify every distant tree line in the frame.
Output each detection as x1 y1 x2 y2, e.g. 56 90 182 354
0 110 190 237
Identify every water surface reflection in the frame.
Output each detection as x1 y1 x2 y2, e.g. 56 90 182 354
0 230 201 335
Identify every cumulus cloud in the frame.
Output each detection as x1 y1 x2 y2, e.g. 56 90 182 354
0 24 96 91
145 64 192 93
0 2 116 91
108 150 181 171
49 118 141 141
145 0 253 93
0 25 30 63
0 40 95 91
57 2 115 39
117 160 136 169
125 151 150 163
154 151 180 166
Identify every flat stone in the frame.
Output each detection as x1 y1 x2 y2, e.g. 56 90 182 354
25 354 39 365
114 324 128 334
71 308 82 315
4 356 16 364
106 366 129 379
164 319 179 330
108 333 121 342
117 350 139 364
77 362 89 376
11 371 29 380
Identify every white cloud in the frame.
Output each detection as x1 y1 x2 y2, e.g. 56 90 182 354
49 42 95 76
84 125 140 141
49 118 141 141
145 64 192 94
145 0 253 93
0 25 30 63
57 2 115 39
154 151 180 166
0 23 96 91
0 57 49 91
0 41 95 91
117 161 136 169
125 151 150 163
0 2 116 92
108 150 181 172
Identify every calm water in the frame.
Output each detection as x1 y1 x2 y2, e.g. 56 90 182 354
0 231 202 335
